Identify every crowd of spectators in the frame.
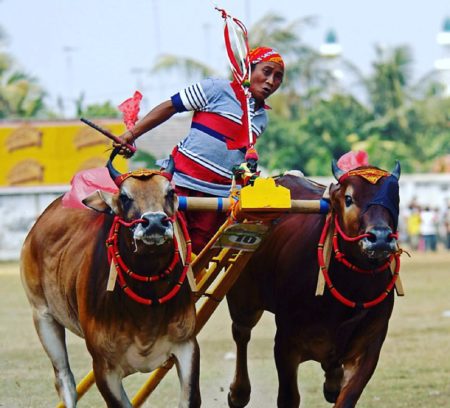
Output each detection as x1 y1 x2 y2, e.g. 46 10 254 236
400 198 450 252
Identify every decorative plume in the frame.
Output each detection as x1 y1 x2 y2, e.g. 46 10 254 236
337 150 369 171
118 91 143 130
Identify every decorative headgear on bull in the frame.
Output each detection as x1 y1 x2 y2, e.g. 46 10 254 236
331 151 401 230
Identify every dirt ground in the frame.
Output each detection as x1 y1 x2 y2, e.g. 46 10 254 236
1 251 450 407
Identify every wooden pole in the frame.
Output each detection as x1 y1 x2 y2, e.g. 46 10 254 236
178 196 329 214
131 249 253 406
55 370 95 408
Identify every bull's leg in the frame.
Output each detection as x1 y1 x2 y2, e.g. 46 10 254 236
172 338 201 408
321 361 344 403
32 308 77 408
274 331 301 408
333 330 387 408
226 274 264 408
227 314 262 408
92 360 131 408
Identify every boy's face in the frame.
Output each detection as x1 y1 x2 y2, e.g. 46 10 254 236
249 62 284 103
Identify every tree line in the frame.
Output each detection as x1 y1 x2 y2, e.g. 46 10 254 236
1 14 449 175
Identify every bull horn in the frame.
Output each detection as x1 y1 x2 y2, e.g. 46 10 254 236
164 155 175 176
106 147 122 183
391 160 401 180
331 159 345 181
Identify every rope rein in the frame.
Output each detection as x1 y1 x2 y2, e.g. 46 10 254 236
318 213 401 309
332 215 393 275
106 212 192 305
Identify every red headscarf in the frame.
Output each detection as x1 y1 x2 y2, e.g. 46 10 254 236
248 47 284 69
226 47 285 150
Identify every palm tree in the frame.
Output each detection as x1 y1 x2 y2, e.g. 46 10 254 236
366 45 413 117
152 54 220 81
0 69 46 118
249 13 336 118
355 44 450 172
0 26 46 118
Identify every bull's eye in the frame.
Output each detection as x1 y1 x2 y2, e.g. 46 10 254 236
344 195 353 207
119 193 133 210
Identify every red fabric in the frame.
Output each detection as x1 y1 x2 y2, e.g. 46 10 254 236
227 47 285 150
171 146 232 185
118 91 143 130
175 186 227 254
217 7 250 84
249 47 285 69
217 8 252 150
192 111 257 151
62 167 119 209
337 150 369 171
229 80 252 150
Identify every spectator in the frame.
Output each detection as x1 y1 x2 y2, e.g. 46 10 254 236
406 205 421 251
444 203 450 250
420 206 438 252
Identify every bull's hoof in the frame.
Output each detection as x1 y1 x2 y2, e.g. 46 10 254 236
227 391 249 408
323 383 340 403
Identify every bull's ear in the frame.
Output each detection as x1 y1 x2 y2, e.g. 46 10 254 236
82 190 119 214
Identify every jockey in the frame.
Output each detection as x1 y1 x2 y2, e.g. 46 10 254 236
116 47 285 254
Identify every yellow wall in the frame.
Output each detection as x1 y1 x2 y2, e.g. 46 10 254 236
0 120 128 186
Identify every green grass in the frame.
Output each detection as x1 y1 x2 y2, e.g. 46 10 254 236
1 252 449 407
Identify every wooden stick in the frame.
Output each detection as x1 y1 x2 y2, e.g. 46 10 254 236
316 217 333 296
80 117 136 153
178 197 329 214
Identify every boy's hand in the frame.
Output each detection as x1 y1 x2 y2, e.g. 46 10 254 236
113 130 135 158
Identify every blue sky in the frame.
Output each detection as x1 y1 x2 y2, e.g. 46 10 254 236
1 0 449 115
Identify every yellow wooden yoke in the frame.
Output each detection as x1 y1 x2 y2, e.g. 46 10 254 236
56 176 332 408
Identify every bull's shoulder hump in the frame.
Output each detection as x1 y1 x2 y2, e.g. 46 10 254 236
275 174 326 199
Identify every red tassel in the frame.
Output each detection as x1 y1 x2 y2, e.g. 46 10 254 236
245 147 259 161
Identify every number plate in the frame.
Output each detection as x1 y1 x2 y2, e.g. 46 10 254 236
213 223 270 252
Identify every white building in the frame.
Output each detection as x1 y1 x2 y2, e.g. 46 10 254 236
319 29 344 95
434 17 450 96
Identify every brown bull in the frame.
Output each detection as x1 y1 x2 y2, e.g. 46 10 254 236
20 152 201 408
227 161 401 408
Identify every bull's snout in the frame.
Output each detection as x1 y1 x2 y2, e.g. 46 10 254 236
134 212 173 246
142 213 171 234
360 226 397 260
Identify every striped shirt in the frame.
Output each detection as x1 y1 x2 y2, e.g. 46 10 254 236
165 78 269 197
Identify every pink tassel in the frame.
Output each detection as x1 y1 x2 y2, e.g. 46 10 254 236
245 146 259 161
337 150 369 171
118 91 143 130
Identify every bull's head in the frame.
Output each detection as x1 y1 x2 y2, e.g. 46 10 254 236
330 161 401 262
82 148 177 249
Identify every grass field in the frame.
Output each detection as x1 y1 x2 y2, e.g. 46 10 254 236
1 251 449 407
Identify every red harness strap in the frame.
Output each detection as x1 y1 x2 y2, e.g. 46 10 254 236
332 215 393 275
106 212 192 305
317 214 401 309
